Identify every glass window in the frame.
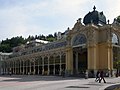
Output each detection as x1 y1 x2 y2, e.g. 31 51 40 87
112 33 119 45
72 34 87 46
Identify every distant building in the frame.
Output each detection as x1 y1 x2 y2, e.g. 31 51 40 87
57 28 69 40
1 6 120 77
25 39 49 48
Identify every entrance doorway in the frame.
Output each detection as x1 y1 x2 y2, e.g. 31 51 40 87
113 46 120 76
73 47 87 76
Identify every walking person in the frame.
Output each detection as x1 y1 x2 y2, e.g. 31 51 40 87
95 70 100 82
99 71 106 83
85 70 88 79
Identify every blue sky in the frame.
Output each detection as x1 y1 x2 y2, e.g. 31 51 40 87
0 0 120 41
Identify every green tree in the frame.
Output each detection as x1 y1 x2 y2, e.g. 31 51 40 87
0 44 11 52
117 16 120 23
0 32 59 53
0 36 25 53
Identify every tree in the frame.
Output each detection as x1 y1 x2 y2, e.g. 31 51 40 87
0 36 25 53
0 32 58 53
113 16 120 25
0 44 11 52
41 35 45 40
35 35 38 39
116 16 120 23
54 32 57 38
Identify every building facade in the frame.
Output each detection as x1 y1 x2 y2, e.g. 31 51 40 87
1 7 120 77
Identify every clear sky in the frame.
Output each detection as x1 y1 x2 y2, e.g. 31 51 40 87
0 0 120 41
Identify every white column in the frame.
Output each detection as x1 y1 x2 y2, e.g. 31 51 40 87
14 61 16 74
23 60 24 75
7 62 9 74
17 61 19 74
9 61 11 74
59 54 62 75
5 62 7 74
14 61 15 74
53 56 55 75
33 60 35 75
11 61 12 73
42 57 44 75
4 62 6 74
3 62 5 74
26 61 28 75
30 60 31 74
6 62 8 74
38 58 39 75
15 61 17 74
20 60 21 74
13 61 14 74
9 62 11 74
47 56 50 75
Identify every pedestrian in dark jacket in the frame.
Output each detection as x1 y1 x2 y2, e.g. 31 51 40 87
99 71 106 83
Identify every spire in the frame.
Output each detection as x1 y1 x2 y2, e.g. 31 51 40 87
93 6 96 11
107 20 110 24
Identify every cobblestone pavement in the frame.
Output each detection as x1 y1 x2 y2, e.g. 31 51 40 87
0 75 120 90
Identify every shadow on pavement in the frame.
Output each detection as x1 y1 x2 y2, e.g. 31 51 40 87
104 84 120 90
85 82 116 86
0 75 82 82
65 86 90 88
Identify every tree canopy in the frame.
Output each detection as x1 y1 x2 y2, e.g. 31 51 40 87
0 33 57 53
116 15 120 23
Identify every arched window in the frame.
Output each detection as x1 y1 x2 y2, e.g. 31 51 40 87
72 34 87 46
112 33 119 45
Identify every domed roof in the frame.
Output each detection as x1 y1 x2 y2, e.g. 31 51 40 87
83 6 106 26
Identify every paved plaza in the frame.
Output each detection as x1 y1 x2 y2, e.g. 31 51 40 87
0 75 120 90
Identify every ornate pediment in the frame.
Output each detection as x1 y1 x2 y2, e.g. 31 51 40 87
72 18 84 31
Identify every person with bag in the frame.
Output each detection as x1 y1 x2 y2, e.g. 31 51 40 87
95 70 100 82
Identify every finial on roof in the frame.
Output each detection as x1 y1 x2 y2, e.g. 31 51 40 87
107 20 110 24
67 27 70 30
78 18 82 23
77 18 82 23
93 6 96 11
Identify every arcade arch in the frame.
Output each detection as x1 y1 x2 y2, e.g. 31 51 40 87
72 33 88 75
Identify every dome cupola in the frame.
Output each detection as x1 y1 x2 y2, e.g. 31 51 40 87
83 6 106 26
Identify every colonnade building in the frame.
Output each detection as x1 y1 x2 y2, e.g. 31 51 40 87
1 7 120 77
